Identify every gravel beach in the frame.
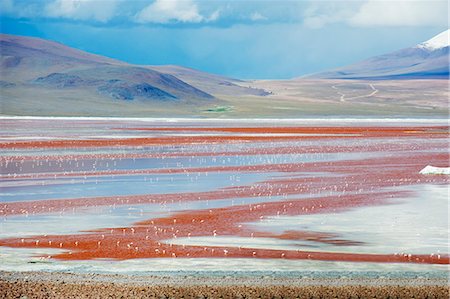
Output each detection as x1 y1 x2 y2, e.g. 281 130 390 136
1 271 449 298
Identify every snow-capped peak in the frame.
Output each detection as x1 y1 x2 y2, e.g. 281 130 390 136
416 29 449 51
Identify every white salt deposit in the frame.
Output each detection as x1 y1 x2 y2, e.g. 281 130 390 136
419 165 450 175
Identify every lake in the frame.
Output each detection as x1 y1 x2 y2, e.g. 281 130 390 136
0 117 448 279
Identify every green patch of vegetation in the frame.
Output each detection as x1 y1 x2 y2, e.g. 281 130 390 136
204 105 233 113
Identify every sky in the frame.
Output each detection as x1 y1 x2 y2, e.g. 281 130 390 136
0 0 448 79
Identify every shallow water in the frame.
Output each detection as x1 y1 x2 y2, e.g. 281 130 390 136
0 117 448 277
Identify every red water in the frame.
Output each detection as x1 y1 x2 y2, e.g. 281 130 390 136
0 123 448 265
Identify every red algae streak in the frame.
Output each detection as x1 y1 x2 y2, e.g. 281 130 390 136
0 192 448 265
0 135 355 149
0 126 448 149
1 141 447 163
116 126 449 135
1 124 449 266
1 152 449 217
1 151 448 181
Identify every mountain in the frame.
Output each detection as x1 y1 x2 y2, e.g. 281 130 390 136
149 65 270 96
0 33 270 104
1 33 447 118
0 34 218 102
417 30 449 51
307 30 449 79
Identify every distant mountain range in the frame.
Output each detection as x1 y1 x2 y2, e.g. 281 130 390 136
0 34 268 105
307 30 449 79
0 31 448 117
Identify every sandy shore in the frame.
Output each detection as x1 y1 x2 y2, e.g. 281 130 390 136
1 271 449 298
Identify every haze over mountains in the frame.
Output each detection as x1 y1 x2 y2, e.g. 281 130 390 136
0 31 448 117
308 30 449 79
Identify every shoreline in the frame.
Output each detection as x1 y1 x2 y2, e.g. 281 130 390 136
1 271 449 298
1 115 449 122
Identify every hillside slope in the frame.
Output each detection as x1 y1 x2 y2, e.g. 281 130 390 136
149 65 270 96
0 34 216 102
307 30 449 79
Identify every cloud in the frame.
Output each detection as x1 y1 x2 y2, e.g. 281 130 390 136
45 0 119 22
135 0 219 24
349 0 448 27
207 9 221 22
249 12 267 21
302 2 356 29
2 0 446 29
303 0 448 29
